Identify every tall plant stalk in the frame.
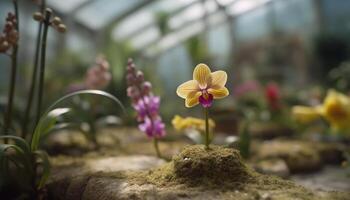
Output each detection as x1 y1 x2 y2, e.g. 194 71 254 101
22 1 46 138
3 0 19 141
35 9 51 128
153 138 161 158
204 107 210 149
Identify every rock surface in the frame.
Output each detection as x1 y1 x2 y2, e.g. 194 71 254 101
48 145 350 200
254 158 290 178
254 140 346 173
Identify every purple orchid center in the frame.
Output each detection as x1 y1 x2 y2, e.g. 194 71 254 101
199 89 213 108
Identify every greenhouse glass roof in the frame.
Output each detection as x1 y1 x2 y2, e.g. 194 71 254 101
45 0 274 57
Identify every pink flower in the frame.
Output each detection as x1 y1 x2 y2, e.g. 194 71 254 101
233 80 260 98
126 58 166 138
85 55 111 90
139 116 166 138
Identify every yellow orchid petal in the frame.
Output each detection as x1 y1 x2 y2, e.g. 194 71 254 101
208 87 229 99
172 115 184 131
322 90 350 129
291 106 321 123
193 63 211 89
210 70 227 88
185 91 201 108
176 80 199 99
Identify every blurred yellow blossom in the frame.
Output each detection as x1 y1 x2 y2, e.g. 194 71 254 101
172 115 215 132
292 106 321 123
292 89 350 132
319 90 350 130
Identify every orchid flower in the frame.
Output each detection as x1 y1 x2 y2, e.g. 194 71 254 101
176 63 229 108
126 58 166 158
292 89 350 134
176 63 229 149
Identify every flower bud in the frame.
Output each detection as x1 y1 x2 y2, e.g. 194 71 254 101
127 65 135 74
4 22 13 33
7 30 18 44
127 86 140 99
45 8 53 16
142 81 152 94
57 24 66 33
33 12 43 21
136 71 144 82
52 16 62 26
126 74 135 85
127 58 133 65
0 42 9 52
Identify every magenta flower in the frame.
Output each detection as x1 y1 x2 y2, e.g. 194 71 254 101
139 116 166 138
126 58 166 139
134 96 160 122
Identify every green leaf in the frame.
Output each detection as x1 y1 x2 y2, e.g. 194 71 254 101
0 144 26 157
31 108 70 151
0 136 31 154
34 150 50 189
31 90 125 151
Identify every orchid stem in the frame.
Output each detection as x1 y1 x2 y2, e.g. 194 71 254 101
153 138 162 158
22 0 46 139
204 107 210 149
35 10 51 127
3 0 19 143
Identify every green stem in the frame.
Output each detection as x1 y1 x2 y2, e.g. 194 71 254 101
204 107 210 149
22 0 46 139
35 10 51 128
3 0 19 142
153 138 161 158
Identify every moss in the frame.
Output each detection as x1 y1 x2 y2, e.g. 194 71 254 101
146 145 255 189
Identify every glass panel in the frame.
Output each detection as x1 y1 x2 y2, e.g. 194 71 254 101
228 0 271 16
75 0 148 30
273 0 316 34
235 5 270 41
47 0 90 13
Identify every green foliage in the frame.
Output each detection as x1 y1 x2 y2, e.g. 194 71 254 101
32 90 125 151
0 135 50 198
186 35 210 65
238 120 251 159
155 11 170 35
328 61 350 92
0 90 125 198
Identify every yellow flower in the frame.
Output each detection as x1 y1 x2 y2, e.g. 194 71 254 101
293 89 350 132
292 106 321 123
176 63 229 108
319 90 350 130
172 115 215 132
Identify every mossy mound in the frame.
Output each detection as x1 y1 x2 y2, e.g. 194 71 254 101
173 145 251 183
148 145 254 187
